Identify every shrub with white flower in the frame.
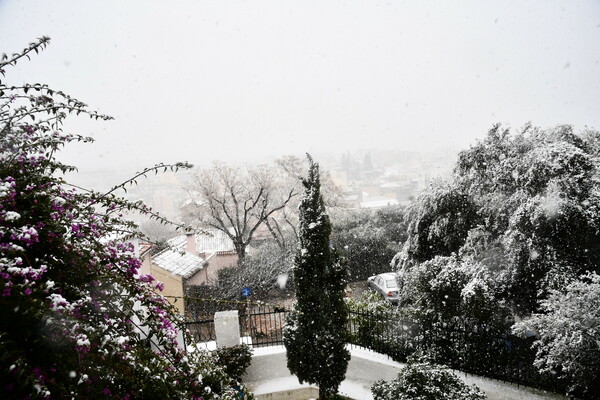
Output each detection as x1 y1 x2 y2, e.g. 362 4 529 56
0 37 246 399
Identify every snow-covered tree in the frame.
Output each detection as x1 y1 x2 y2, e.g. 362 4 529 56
186 161 297 266
213 238 296 300
393 181 480 271
454 124 600 313
513 272 600 399
331 205 405 281
0 38 244 399
397 124 600 315
283 155 349 399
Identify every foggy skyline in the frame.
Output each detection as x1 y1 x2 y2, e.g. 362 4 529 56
1 1 600 179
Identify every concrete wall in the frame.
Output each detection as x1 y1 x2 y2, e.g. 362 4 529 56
139 251 153 276
185 252 238 286
150 265 185 315
204 252 238 283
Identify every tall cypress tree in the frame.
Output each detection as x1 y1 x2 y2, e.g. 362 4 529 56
283 155 350 399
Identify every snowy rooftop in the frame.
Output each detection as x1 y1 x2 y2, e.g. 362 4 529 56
168 228 235 254
380 182 403 188
359 197 399 209
152 249 205 279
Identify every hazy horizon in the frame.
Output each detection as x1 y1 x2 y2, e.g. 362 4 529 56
2 1 599 179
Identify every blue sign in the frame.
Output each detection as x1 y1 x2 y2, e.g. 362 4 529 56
241 287 251 298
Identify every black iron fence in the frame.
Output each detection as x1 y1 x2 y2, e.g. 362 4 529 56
185 318 217 344
346 309 566 396
346 309 420 360
183 304 288 349
239 305 289 347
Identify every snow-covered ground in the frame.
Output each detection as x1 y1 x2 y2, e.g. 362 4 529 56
247 345 388 399
250 376 371 400
245 345 567 400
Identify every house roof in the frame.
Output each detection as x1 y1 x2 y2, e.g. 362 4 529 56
138 241 154 258
168 228 236 254
359 197 399 209
152 249 205 279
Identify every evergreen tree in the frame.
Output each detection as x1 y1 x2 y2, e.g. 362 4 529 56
283 155 350 399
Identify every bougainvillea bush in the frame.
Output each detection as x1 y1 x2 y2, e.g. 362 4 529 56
0 38 245 399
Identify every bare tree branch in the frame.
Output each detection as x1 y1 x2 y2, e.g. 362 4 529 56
186 161 299 266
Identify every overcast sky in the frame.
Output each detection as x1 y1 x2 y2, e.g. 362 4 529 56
1 0 599 176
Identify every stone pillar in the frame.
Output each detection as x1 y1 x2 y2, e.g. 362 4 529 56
214 310 240 348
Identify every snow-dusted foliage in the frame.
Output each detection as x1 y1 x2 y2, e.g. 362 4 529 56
214 238 296 300
371 357 486 400
393 181 480 271
397 255 511 372
283 155 350 399
394 124 600 397
513 272 600 399
0 38 244 399
331 205 405 281
397 124 600 315
454 124 600 313
400 255 507 327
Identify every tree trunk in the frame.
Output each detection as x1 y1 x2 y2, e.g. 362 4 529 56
319 387 335 400
234 242 246 267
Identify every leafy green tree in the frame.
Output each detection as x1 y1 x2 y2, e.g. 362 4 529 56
283 155 350 399
0 38 243 400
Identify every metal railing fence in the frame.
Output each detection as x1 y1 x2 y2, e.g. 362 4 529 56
239 305 289 347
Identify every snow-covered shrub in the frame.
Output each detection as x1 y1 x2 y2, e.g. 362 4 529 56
0 37 245 399
371 358 486 400
399 255 511 374
400 255 509 327
215 239 296 300
213 344 253 379
513 272 600 399
347 290 394 313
